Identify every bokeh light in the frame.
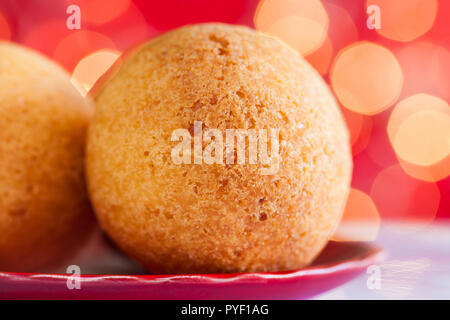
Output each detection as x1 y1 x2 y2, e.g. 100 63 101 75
305 3 359 76
334 188 380 241
330 42 403 115
393 110 450 166
23 19 70 57
396 42 450 102
366 0 438 42
398 157 450 183
430 47 450 102
388 94 450 181
351 118 373 156
352 151 383 192
365 116 398 168
0 10 11 40
371 164 440 225
93 3 153 52
67 0 131 25
388 94 450 145
72 49 122 96
305 36 333 75
322 2 358 51
340 107 373 155
53 30 116 71
254 0 329 56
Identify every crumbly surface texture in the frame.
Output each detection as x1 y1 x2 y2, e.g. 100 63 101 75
87 23 352 274
0 42 95 272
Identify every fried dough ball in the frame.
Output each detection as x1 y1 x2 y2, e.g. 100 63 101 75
87 24 352 274
0 42 95 272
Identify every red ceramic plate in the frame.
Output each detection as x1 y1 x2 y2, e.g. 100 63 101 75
0 239 384 300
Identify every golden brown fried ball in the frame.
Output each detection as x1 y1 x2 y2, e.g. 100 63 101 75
0 42 95 272
87 23 352 274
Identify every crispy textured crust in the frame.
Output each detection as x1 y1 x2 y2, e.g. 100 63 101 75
87 23 352 274
0 42 95 272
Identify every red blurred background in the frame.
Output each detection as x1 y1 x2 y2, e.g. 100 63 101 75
0 0 448 238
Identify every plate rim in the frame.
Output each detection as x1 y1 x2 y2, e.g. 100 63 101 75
0 241 385 285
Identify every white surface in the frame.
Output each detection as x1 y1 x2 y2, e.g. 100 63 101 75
315 222 450 300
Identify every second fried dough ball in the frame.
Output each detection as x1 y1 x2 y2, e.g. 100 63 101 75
0 42 95 272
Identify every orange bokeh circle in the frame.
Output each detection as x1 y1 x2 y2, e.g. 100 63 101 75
71 49 122 96
398 157 450 183
339 107 373 155
387 94 450 181
323 2 358 50
366 0 438 42
334 188 380 241
370 164 440 224
53 30 116 72
396 42 450 102
254 0 329 56
393 110 450 166
330 42 403 115
305 36 333 75
23 19 69 56
305 3 359 76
